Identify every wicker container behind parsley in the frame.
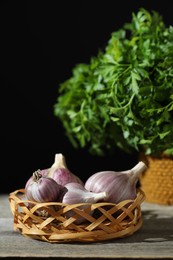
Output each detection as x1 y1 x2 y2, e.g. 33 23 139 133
54 8 173 204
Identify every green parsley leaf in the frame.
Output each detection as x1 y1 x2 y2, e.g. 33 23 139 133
54 8 173 157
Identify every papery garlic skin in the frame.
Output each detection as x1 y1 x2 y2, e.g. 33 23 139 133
47 153 83 186
25 171 61 202
85 161 147 204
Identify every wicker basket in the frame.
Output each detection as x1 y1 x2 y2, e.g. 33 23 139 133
140 154 173 205
9 189 145 243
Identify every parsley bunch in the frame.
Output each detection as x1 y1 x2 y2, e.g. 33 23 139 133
54 8 173 156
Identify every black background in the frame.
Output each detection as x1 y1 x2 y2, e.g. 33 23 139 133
1 1 172 193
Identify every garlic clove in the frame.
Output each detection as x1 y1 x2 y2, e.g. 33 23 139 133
63 182 108 204
61 182 108 224
84 161 147 204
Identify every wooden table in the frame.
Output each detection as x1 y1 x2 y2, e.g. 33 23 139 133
1 194 173 259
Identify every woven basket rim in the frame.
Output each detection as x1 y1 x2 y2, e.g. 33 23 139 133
9 188 145 243
9 188 145 206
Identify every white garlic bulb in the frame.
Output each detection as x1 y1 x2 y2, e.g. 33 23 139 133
85 161 147 204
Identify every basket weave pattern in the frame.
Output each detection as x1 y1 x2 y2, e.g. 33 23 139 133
9 189 145 243
140 155 173 205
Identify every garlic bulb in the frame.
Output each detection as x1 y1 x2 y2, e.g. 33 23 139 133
25 170 61 202
84 161 147 204
62 182 108 224
25 169 49 190
47 153 83 186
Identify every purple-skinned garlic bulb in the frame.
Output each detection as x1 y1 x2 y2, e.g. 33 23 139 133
25 169 49 190
25 170 61 202
47 153 83 186
84 161 147 204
